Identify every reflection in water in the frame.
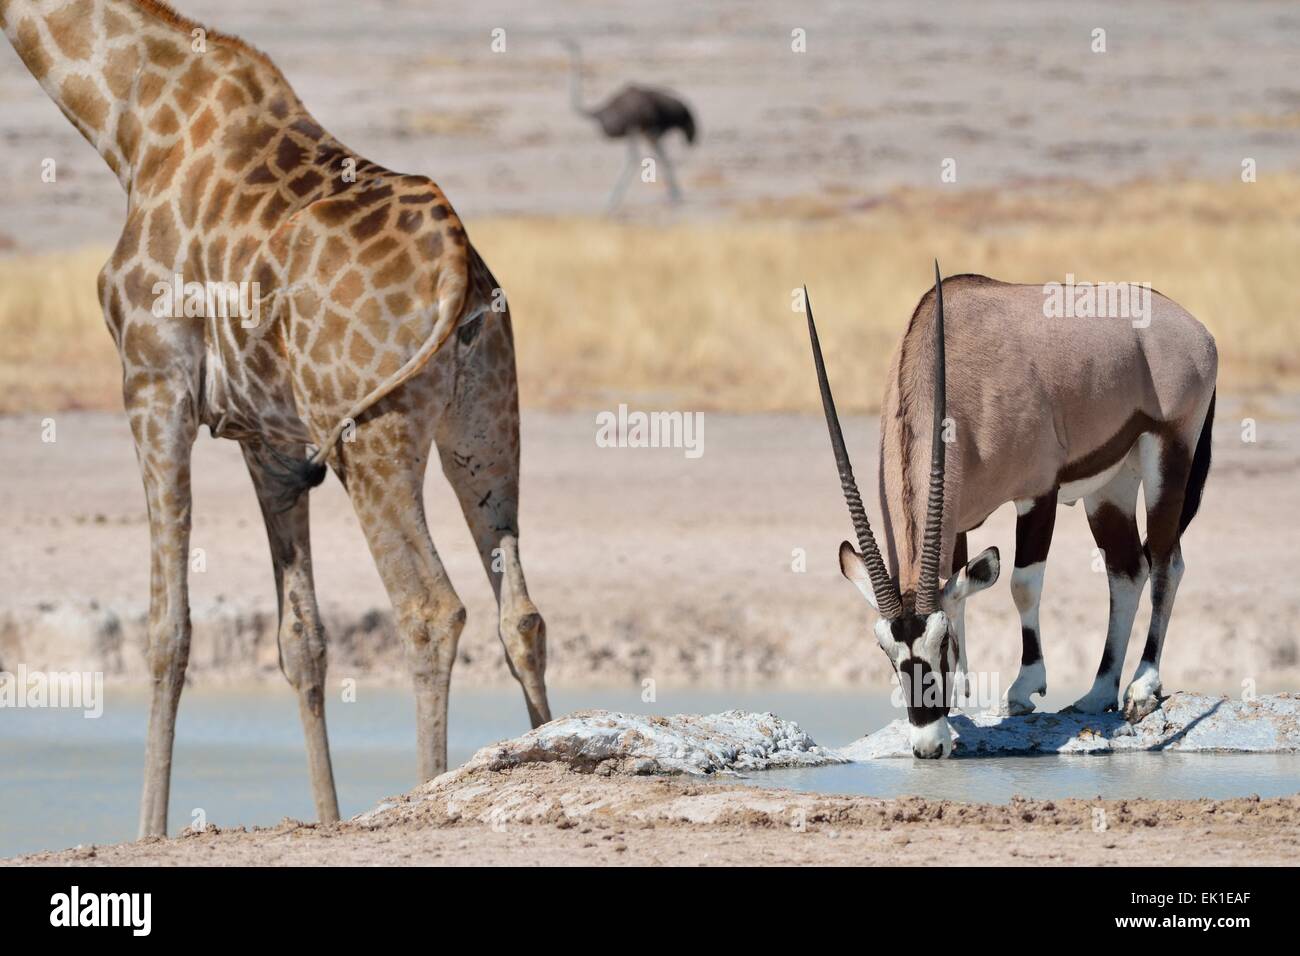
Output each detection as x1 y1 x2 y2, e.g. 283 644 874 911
1 684 1295 857
737 752 1300 805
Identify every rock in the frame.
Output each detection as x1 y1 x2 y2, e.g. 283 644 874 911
449 708 844 778
838 692 1300 759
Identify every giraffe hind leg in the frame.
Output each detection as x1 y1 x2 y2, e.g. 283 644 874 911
242 441 340 823
342 416 465 781
435 310 551 727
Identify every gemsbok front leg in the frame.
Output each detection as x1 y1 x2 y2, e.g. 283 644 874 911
240 441 341 824
999 492 1057 715
1072 455 1146 713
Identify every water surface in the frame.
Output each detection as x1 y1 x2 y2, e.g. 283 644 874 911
0 685 884 857
2 685 1295 858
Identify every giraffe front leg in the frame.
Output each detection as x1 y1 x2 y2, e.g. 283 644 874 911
130 393 199 839
241 441 340 824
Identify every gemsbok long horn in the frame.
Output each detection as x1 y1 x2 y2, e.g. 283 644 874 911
914 261 948 616
804 286 904 621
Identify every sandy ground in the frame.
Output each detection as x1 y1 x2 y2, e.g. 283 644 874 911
3 0 1300 251
2 396 1298 698
10 762 1299 866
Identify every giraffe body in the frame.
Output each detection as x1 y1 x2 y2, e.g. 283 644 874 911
2 0 552 836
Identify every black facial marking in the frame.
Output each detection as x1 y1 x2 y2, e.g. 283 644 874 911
889 615 954 727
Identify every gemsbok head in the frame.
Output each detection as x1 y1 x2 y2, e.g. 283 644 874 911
806 264 999 757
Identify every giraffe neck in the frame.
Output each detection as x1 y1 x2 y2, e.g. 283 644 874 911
1 0 299 195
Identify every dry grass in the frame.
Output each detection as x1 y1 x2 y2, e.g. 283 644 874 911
0 247 121 412
2 176 1297 414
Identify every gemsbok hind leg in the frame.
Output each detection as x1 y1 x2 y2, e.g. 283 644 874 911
1123 433 1193 721
1071 454 1146 713
998 493 1057 715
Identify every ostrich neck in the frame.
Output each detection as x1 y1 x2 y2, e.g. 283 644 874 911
567 48 591 116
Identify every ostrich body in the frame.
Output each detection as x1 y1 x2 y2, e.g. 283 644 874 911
565 41 697 210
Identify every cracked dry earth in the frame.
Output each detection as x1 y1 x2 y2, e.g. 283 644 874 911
11 764 1300 866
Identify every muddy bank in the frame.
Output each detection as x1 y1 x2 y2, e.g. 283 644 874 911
11 760 1299 866
2 405 1299 693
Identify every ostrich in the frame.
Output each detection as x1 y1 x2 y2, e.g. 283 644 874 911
563 39 697 210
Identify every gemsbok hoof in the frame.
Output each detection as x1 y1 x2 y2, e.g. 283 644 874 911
991 698 1038 718
1123 693 1162 724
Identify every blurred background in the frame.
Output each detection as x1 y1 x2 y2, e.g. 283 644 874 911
2 0 1299 852
2 0 1299 411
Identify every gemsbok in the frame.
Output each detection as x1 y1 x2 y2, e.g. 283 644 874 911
806 264 1217 758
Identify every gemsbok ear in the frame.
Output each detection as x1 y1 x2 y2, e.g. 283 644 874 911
839 541 881 612
941 546 1001 605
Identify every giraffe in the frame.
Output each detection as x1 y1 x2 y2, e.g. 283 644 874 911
1 0 553 837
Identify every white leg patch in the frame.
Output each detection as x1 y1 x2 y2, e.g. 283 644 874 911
1069 567 1145 714
990 561 1047 716
997 659 1046 716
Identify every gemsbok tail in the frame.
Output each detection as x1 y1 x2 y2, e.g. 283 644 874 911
1178 388 1216 535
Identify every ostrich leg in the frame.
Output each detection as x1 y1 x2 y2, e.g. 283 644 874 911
607 135 640 212
651 138 682 202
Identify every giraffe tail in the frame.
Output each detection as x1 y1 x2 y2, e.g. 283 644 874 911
268 265 472 510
